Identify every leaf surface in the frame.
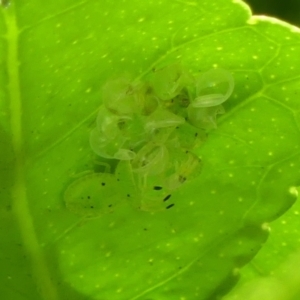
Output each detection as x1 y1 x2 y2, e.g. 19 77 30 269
1 0 300 299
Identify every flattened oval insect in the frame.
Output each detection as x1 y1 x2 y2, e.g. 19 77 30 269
64 161 138 218
132 146 202 212
102 76 143 115
149 63 193 101
187 104 225 129
192 68 234 108
131 142 169 176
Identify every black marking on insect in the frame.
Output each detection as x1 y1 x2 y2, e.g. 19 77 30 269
101 182 106 186
163 194 172 202
166 203 175 209
153 186 163 190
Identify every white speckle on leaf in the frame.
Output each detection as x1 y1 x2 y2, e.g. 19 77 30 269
289 186 298 197
261 223 270 232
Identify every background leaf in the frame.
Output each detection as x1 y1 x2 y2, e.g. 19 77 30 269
1 0 300 299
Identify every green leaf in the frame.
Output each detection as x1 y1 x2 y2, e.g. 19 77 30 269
1 0 300 299
223 187 300 300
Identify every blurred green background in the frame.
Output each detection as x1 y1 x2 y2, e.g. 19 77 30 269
246 0 300 26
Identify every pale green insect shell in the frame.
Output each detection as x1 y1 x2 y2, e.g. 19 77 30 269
64 161 139 217
64 172 124 218
187 104 225 130
144 107 185 144
170 121 207 150
90 105 147 160
90 105 134 160
191 68 234 108
131 146 202 212
90 127 135 160
101 76 144 116
149 63 194 101
131 142 169 176
186 68 234 129
164 149 202 191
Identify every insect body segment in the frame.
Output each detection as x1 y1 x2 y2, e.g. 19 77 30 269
65 63 234 215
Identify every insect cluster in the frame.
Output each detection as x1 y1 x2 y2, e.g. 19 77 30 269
65 64 234 216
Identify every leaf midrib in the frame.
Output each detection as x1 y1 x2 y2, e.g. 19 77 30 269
4 5 58 300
